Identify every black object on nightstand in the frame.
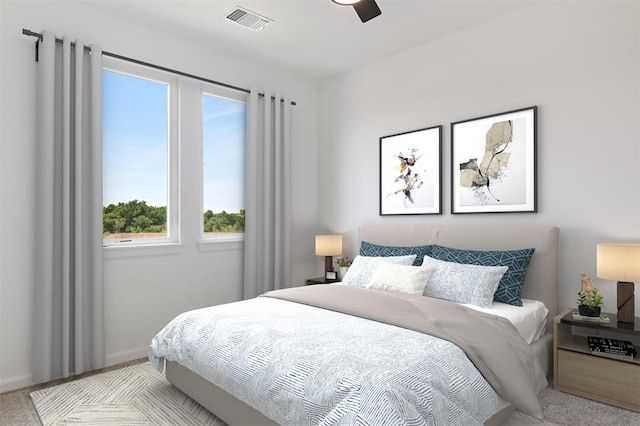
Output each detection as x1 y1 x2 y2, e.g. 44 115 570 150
305 277 338 285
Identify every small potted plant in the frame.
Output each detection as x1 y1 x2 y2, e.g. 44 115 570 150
335 256 352 280
576 271 604 317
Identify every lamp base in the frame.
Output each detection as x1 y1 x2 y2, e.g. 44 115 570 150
617 281 635 324
324 256 334 273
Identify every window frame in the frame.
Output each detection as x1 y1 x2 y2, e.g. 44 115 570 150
102 57 180 247
199 84 247 243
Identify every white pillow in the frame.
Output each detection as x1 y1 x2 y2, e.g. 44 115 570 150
422 255 508 308
341 254 417 288
367 263 436 295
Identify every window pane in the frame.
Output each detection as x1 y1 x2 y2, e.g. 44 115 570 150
103 69 169 242
202 93 246 236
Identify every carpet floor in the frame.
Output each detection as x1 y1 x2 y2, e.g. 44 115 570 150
1 361 638 425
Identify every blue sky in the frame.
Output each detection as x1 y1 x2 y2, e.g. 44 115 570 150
202 93 245 214
103 70 245 214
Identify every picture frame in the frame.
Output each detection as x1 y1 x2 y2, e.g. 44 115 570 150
379 125 442 215
451 106 537 214
325 271 338 281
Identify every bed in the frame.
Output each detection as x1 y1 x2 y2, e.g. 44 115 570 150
149 224 559 425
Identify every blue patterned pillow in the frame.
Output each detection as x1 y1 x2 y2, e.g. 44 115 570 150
422 256 508 308
360 241 434 266
429 245 535 307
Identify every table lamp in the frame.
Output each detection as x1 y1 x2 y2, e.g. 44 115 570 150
315 234 342 280
597 243 640 324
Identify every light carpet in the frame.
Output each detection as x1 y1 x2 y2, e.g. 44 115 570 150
30 362 224 425
29 362 640 425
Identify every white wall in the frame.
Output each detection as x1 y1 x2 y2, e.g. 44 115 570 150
0 1 320 391
319 1 640 314
2 0 638 394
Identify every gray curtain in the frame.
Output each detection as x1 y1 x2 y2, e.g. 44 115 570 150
33 31 104 383
243 90 292 299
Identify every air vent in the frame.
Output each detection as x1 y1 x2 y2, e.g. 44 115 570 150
225 6 273 31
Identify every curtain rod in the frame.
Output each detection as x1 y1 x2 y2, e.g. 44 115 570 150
22 28 296 106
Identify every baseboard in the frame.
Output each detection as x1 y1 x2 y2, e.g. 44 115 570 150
105 346 148 367
0 373 33 394
0 347 148 394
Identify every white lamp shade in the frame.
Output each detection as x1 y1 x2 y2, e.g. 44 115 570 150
332 0 361 5
597 243 640 282
315 234 342 256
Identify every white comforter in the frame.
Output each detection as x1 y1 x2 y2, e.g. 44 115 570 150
149 296 510 425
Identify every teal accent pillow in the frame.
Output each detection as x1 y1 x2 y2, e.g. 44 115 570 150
360 241 434 266
429 245 535 307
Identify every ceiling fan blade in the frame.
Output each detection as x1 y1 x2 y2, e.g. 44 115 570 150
353 0 381 23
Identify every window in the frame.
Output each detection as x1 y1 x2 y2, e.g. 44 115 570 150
102 58 247 248
202 92 246 239
102 59 178 246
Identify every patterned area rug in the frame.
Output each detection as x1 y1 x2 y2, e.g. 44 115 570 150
30 362 225 425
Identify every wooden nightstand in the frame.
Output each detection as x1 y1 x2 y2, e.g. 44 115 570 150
305 277 338 285
553 308 640 412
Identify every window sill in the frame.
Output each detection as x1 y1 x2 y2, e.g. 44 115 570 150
103 242 185 259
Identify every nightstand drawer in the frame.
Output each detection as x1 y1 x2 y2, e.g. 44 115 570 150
557 349 640 410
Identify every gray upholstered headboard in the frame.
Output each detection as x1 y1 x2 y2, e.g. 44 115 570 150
358 225 559 330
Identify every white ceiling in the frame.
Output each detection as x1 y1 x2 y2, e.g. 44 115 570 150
89 0 536 81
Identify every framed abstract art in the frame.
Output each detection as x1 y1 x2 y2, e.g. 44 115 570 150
451 106 537 214
379 125 442 215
